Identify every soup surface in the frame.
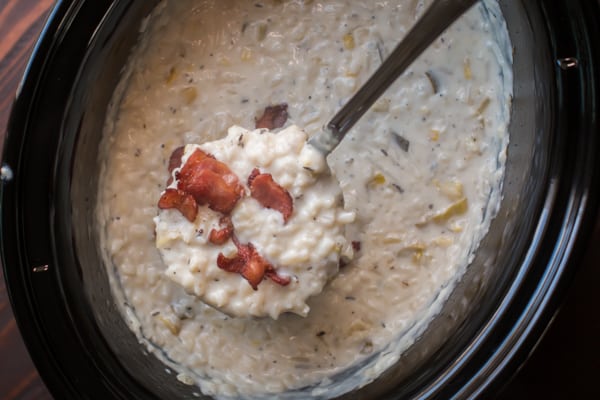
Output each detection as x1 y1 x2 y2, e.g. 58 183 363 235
97 0 512 398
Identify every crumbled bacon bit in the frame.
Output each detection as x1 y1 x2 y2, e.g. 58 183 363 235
247 168 293 223
265 269 291 286
158 188 198 222
166 146 185 185
168 146 185 174
247 167 260 184
177 149 245 214
177 148 213 179
217 236 290 290
209 216 234 245
352 241 361 252
255 103 289 130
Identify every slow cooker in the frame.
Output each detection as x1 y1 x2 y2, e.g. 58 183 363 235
1 0 599 399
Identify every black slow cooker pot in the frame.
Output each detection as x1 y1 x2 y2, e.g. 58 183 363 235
1 1 599 399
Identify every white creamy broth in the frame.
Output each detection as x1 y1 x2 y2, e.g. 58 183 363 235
97 0 512 398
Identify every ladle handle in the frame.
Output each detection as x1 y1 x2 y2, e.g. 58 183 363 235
314 0 478 154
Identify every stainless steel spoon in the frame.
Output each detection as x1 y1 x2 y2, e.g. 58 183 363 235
308 0 479 154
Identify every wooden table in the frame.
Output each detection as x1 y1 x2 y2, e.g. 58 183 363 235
0 1 598 399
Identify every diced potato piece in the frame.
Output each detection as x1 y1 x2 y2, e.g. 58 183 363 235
257 23 268 41
181 87 197 104
240 47 252 61
432 197 468 223
369 172 386 185
177 373 195 386
450 222 464 233
432 236 453 247
348 318 370 334
464 58 473 80
380 233 403 244
156 234 172 248
158 315 181 335
217 55 231 66
476 97 491 115
420 106 431 117
437 180 464 200
343 33 355 50
396 242 426 264
166 66 178 84
402 242 426 251
412 249 424 264
289 24 306 41
372 98 390 112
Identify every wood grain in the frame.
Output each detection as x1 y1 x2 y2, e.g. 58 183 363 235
0 1 54 399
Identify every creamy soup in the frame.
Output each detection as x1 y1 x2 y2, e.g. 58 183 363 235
97 0 512 398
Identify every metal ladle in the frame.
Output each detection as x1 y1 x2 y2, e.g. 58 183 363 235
308 0 478 154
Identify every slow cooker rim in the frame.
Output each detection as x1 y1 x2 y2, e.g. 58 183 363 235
1 1 157 399
443 2 600 397
1 1 599 399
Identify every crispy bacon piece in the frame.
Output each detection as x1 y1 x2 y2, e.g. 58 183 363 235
158 188 198 222
265 270 292 286
168 146 185 174
255 103 289 130
217 236 291 290
177 148 213 179
177 149 244 214
209 216 234 245
248 168 293 223
166 146 185 185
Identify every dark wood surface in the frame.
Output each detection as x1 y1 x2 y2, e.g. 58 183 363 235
0 1 598 399
1 2 55 398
